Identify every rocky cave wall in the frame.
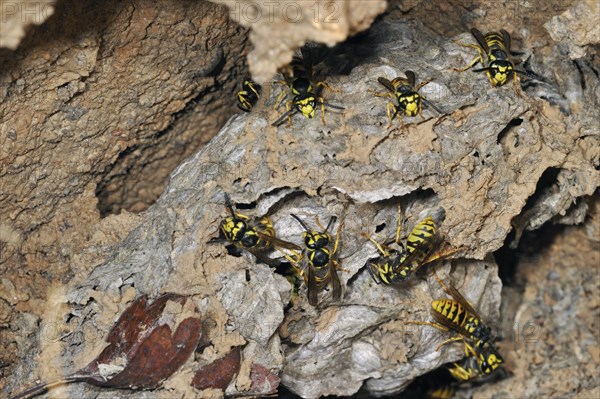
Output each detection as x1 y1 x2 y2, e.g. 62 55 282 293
1 0 598 398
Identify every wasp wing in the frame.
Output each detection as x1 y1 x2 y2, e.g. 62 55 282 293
255 231 302 251
244 246 292 269
307 264 319 306
441 282 482 321
394 229 443 276
377 77 397 93
405 70 416 88
300 45 315 81
500 29 512 54
429 302 472 338
470 28 489 52
330 261 342 302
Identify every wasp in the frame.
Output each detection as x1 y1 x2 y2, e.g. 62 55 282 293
207 193 301 268
237 78 262 112
447 340 504 382
425 341 504 399
371 70 443 128
364 207 455 285
284 213 343 306
272 46 344 127
407 271 504 373
454 28 538 94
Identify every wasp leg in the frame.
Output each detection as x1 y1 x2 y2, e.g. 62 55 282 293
319 98 327 126
238 90 250 110
405 320 459 349
512 71 522 97
369 89 395 98
365 260 384 284
453 56 483 72
284 100 295 127
452 42 486 72
435 335 465 352
386 102 402 129
272 80 289 109
394 205 405 245
405 320 450 333
332 220 344 256
432 269 453 293
366 262 384 284
319 100 345 125
423 246 458 265
463 339 478 357
313 216 325 231
282 248 304 266
234 212 251 221
414 79 431 91
361 232 391 257
317 81 342 93
483 70 498 87
453 41 483 51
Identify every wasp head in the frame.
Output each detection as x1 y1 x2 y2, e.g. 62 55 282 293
294 93 317 118
488 60 514 86
478 345 504 374
220 217 247 242
303 231 330 249
397 91 421 116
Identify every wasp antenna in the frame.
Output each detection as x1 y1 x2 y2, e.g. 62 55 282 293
290 214 311 232
405 70 416 87
471 67 493 73
206 238 229 245
223 193 236 216
514 69 540 80
325 215 337 232
272 109 297 127
390 106 400 121
423 99 444 115
323 102 345 111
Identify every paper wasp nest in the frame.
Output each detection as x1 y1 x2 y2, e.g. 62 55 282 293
2 0 598 398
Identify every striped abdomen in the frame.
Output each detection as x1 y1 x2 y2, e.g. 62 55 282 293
484 32 510 61
406 216 437 254
431 298 481 337
388 216 438 281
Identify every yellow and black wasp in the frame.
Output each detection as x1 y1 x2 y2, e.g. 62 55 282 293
237 78 262 112
407 271 504 373
207 193 301 268
285 213 343 306
272 46 344 127
454 28 538 94
364 207 455 285
425 342 504 398
447 340 505 382
371 70 443 128
426 341 506 398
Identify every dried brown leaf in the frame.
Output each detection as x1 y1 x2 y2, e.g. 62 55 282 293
192 346 242 391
